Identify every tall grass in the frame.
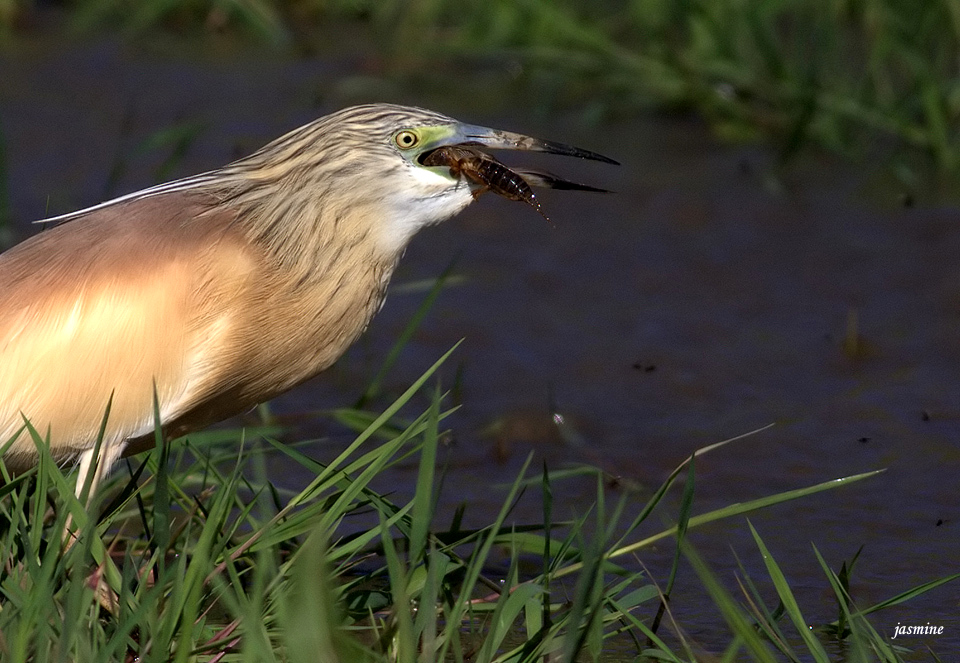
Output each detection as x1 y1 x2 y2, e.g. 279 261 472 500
0 345 952 661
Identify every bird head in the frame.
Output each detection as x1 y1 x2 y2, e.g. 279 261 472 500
268 104 617 255
51 104 617 266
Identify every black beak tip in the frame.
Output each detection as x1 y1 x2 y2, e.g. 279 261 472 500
594 153 620 166
539 139 618 165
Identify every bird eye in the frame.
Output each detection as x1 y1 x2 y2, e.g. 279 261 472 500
394 130 419 149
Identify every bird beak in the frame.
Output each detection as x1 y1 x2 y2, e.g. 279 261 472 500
451 123 619 166
419 122 618 194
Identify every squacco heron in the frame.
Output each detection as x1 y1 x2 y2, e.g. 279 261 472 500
0 103 616 501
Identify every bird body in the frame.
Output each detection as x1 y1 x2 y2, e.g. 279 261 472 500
0 103 615 498
0 191 390 472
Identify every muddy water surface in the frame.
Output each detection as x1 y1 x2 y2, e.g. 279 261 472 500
2 35 958 656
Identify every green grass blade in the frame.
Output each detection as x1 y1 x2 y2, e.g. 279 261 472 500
358 261 458 406
590 469 885 575
293 341 461 509
409 383 441 563
683 542 778 663
747 520 830 662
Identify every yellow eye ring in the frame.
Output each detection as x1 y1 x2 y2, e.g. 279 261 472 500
394 130 419 149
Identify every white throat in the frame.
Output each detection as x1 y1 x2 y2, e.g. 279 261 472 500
373 170 475 256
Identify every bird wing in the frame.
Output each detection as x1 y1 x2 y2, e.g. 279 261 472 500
0 193 257 468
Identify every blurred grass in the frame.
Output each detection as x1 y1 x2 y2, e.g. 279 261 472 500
3 0 960 186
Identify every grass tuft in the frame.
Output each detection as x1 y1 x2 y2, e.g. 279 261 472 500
0 347 950 661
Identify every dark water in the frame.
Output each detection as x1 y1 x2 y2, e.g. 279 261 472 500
2 33 958 658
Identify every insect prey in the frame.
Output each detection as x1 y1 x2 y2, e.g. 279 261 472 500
422 146 552 223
